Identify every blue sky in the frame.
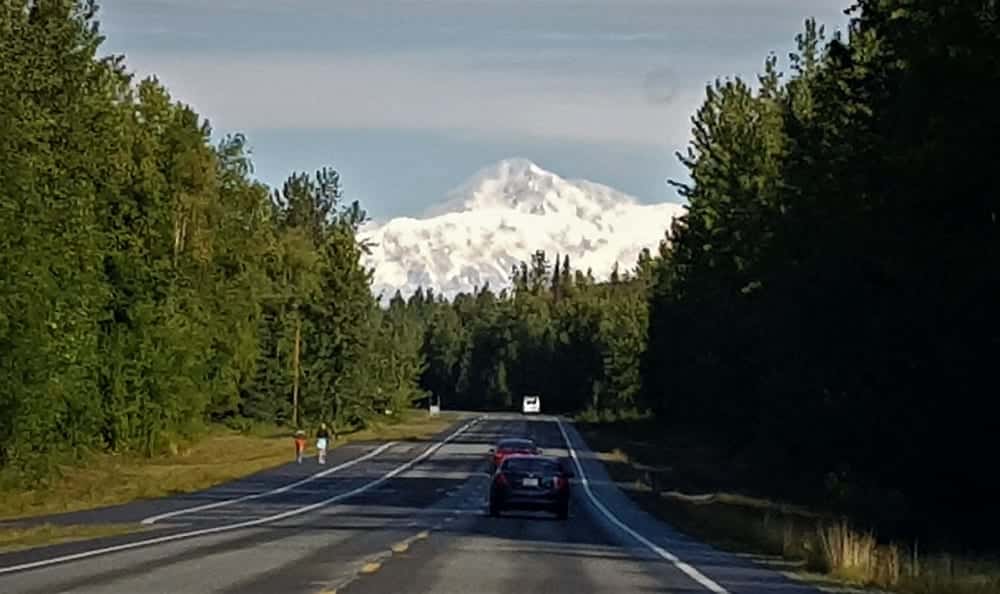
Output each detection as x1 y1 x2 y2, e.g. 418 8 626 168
97 0 851 220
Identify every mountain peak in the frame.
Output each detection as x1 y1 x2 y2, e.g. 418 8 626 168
424 158 633 218
481 157 545 178
363 160 684 300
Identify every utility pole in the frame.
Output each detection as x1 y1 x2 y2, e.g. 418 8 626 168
292 315 301 427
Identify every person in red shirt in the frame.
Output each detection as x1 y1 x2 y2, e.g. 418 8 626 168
294 429 307 464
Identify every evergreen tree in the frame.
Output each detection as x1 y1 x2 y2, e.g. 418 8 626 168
0 2 430 473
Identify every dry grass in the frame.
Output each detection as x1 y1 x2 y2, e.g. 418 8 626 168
895 554 1000 594
654 497 1000 594
579 421 1000 594
817 520 898 585
0 410 457 522
0 523 145 553
355 411 459 442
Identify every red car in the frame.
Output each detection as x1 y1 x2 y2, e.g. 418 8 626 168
488 437 540 471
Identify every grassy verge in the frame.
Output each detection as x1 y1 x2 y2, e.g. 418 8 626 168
0 410 458 522
0 523 146 554
577 416 1000 594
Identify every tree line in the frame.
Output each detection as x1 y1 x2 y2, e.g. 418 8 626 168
0 1 424 476
642 0 997 549
395 0 998 550
386 250 655 417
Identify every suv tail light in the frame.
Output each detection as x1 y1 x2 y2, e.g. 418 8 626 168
495 472 509 488
554 475 568 491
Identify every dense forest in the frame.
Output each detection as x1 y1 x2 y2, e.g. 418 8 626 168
642 0 997 550
1 0 996 553
392 0 998 550
391 251 655 416
0 1 424 475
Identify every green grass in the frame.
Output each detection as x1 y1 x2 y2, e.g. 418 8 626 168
0 410 458 522
0 523 146 553
578 417 1000 594
574 406 651 425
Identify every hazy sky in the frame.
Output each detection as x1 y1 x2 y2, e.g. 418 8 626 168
97 0 852 220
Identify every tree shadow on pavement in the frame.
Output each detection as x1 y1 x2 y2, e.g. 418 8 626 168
0 416 826 594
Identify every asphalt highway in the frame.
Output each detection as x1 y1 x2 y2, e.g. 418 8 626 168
0 414 820 594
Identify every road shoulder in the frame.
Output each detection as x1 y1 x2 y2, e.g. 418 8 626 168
559 417 823 594
0 413 469 564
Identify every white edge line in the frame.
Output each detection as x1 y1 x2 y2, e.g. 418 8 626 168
555 418 729 594
0 417 483 576
140 441 399 525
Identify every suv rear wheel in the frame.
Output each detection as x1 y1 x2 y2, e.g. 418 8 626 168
555 502 569 520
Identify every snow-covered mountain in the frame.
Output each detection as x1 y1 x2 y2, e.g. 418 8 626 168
360 158 685 300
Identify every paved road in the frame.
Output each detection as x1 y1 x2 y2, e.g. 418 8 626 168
0 414 818 594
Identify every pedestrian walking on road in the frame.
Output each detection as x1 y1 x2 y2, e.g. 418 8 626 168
293 429 307 463
316 423 331 464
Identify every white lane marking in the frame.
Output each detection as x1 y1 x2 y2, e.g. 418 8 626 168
0 417 483 576
555 419 729 594
141 441 398 525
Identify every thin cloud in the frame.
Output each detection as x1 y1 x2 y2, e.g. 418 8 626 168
95 0 853 215
536 32 668 42
122 51 701 147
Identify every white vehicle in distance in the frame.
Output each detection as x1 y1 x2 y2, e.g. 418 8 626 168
522 395 541 414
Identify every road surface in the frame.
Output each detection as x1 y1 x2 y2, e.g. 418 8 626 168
0 414 818 593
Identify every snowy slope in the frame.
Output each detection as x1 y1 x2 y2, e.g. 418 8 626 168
359 159 685 300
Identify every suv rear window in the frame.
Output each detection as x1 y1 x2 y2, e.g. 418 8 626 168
502 457 560 474
498 439 534 450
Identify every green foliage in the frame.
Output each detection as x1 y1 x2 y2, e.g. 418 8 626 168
393 0 998 554
0 1 422 475
3 0 996 556
643 4 1000 550
1 0 121 469
398 252 654 415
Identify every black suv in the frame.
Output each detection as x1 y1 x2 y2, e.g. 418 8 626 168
488 455 573 520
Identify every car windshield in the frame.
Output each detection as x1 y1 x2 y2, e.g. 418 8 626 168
502 457 561 474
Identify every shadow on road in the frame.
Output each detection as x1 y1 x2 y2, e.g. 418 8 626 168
0 415 822 594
